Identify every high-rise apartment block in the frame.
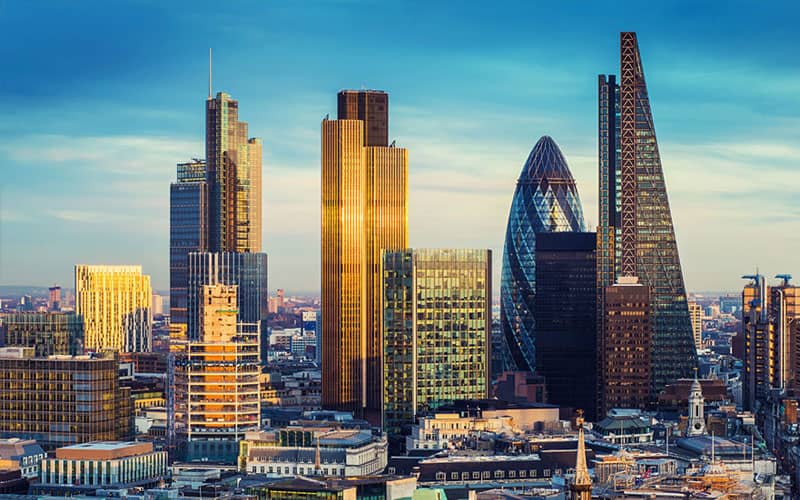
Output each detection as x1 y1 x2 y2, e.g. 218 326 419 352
0 312 83 356
533 232 597 420
382 249 491 442
75 265 152 352
742 274 800 411
598 33 696 394
173 284 261 463
170 160 208 329
599 277 653 414
0 347 133 450
321 90 408 424
206 92 262 253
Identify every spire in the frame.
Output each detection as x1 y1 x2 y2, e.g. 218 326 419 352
570 410 592 499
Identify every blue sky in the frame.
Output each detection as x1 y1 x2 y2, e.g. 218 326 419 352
1 1 799 294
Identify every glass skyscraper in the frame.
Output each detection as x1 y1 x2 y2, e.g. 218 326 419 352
382 248 491 444
500 136 585 374
598 32 696 393
186 251 268 345
0 312 84 357
170 160 208 328
321 90 408 425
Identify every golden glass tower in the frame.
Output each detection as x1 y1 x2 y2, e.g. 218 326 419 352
206 92 263 253
321 90 407 424
75 265 152 352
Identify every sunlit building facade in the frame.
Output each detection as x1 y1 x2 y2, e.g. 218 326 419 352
688 301 703 350
173 284 261 464
170 160 208 328
0 312 83 356
321 90 408 425
0 347 133 451
598 32 696 394
382 249 491 442
206 92 262 253
75 265 152 352
500 135 585 374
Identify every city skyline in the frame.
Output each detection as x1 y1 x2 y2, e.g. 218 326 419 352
2 2 800 293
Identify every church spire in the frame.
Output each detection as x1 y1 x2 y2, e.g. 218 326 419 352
686 367 706 436
570 410 592 500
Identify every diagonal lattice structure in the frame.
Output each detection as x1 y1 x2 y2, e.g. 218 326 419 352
500 136 586 373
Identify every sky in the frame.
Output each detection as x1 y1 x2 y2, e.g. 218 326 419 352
1 1 799 295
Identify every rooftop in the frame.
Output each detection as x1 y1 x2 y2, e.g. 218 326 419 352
55 441 154 460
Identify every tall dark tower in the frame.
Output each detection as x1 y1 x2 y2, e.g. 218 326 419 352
337 90 389 147
598 32 696 395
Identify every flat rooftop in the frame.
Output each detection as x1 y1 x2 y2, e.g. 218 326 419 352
55 441 154 460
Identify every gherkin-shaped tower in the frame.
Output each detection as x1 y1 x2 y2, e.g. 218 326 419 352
500 136 586 373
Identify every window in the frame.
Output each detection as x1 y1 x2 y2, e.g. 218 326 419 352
451 472 458 480
508 471 516 478
530 469 537 477
462 472 469 480
543 469 550 477
494 470 504 479
435 472 446 481
472 472 480 479
519 470 526 478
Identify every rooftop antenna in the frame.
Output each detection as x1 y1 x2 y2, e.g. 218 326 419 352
208 48 213 99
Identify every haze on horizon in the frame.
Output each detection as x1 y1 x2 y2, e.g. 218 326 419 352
1 1 799 295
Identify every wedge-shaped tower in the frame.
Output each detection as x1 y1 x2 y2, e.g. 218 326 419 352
598 32 696 394
501 136 585 373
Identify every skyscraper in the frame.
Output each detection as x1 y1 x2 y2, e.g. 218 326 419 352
382 248 491 444
500 136 585 374
533 232 597 420
75 265 152 352
321 90 408 424
48 286 61 312
599 277 652 414
170 160 208 328
206 92 262 253
186 251 268 343
172 284 261 463
688 300 703 351
337 90 389 147
598 32 696 393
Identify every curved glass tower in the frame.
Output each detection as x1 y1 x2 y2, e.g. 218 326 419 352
500 136 586 373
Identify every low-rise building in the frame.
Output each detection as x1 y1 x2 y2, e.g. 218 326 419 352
592 409 654 445
36 441 168 496
406 412 516 451
0 438 46 479
240 427 387 478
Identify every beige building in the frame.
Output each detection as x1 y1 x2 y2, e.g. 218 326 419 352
688 300 703 350
173 284 260 463
75 265 152 352
321 90 408 425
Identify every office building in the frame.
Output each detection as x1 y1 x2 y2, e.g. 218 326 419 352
598 32 696 393
0 347 133 450
599 277 652 414
48 286 61 312
0 438 46 480
0 312 83 356
742 274 800 411
337 89 389 147
75 265 152 352
500 135 585 375
321 90 408 424
382 249 491 441
187 251 268 344
37 441 167 496
173 284 261 463
170 159 209 329
206 92 262 253
301 310 321 363
689 300 703 351
533 232 597 420
239 427 387 477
